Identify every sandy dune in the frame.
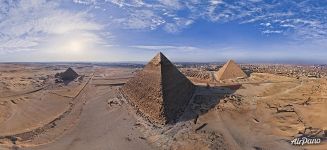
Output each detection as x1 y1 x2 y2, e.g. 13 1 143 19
0 64 326 150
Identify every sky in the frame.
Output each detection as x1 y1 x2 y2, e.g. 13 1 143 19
0 0 327 64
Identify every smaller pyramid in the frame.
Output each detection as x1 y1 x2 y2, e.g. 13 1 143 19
216 60 247 80
57 67 79 81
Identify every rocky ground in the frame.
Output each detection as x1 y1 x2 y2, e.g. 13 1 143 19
0 63 326 150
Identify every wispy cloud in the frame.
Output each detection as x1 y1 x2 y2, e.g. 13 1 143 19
262 30 282 34
77 0 196 33
72 0 97 5
113 10 165 30
130 45 199 52
0 0 105 54
72 0 327 42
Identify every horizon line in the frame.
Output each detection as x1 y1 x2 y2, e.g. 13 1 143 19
0 61 326 65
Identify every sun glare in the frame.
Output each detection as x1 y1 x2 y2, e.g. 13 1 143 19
68 40 83 52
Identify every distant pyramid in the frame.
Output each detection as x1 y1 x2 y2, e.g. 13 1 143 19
122 52 195 124
216 60 247 80
59 67 79 80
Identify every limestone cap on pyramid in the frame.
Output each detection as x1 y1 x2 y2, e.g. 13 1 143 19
145 52 167 67
215 59 247 80
122 52 195 125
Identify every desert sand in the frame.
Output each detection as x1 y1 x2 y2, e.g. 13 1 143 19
0 62 326 150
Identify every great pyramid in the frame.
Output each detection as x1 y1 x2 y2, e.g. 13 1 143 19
57 67 79 81
216 60 247 80
122 52 195 124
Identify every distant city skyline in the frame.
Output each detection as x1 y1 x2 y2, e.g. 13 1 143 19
0 0 327 64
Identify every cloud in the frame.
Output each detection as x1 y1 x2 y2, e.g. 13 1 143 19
130 45 198 52
262 30 282 34
0 0 105 54
70 0 327 43
113 10 165 30
72 0 97 5
163 18 194 33
77 0 197 33
159 0 181 9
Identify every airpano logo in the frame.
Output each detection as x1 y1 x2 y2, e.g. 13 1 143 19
290 137 321 145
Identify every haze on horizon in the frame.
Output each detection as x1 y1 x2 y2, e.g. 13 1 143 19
0 0 327 64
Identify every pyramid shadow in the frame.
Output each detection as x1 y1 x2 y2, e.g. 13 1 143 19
176 83 240 124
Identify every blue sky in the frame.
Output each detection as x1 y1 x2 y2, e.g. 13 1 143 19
0 0 327 64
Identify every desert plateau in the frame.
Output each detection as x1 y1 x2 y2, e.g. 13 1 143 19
0 54 326 150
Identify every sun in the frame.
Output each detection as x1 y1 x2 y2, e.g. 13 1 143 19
68 40 84 52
